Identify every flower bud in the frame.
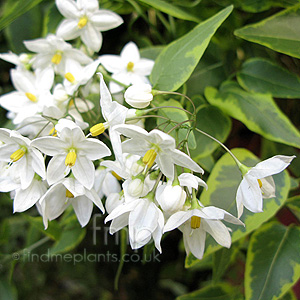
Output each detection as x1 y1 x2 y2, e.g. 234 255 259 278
156 184 186 214
124 84 153 109
128 177 145 198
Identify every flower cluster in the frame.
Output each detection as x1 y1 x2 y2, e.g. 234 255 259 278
0 0 295 261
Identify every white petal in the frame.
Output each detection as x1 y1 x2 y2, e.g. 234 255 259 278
171 149 204 174
261 176 276 198
72 155 95 189
120 42 140 63
78 138 111 160
81 24 102 52
202 219 231 248
55 0 80 18
100 55 124 73
249 155 296 178
85 188 105 213
72 196 93 227
164 211 193 232
28 148 46 179
31 136 66 156
47 155 69 185
56 19 80 40
90 10 123 31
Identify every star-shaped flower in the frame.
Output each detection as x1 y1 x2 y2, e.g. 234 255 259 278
55 0 123 52
31 120 111 189
100 42 154 93
236 155 296 217
114 124 204 179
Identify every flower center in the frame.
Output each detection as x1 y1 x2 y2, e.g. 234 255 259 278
142 149 157 168
65 72 76 83
51 52 62 65
127 61 134 72
10 147 26 162
258 179 262 188
65 149 77 167
78 16 88 29
191 216 201 229
66 189 74 198
25 92 37 102
90 123 106 136
49 127 57 136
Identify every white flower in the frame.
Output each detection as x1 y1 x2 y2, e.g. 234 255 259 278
164 206 243 260
124 83 153 109
105 196 164 252
31 121 111 189
236 155 296 218
63 59 100 95
0 68 54 124
114 124 204 179
100 42 154 93
0 129 46 189
55 0 123 52
89 74 128 163
24 34 92 74
39 177 104 228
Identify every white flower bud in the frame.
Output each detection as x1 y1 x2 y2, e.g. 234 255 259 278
156 184 186 214
128 178 144 197
53 84 69 102
124 83 153 109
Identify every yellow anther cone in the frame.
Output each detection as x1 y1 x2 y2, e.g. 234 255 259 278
258 179 262 188
191 216 201 229
49 127 57 136
65 150 77 167
112 171 122 181
90 123 105 136
142 149 157 168
66 189 74 198
127 61 134 71
78 16 88 29
25 92 37 102
65 72 75 83
51 53 62 65
10 149 25 162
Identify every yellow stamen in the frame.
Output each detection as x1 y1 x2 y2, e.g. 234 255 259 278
127 61 134 71
66 189 74 198
112 171 122 181
191 216 201 229
142 149 157 168
90 123 105 136
25 92 37 102
258 179 262 188
51 53 62 65
78 16 88 29
10 148 26 162
49 127 57 137
65 150 76 167
68 99 74 107
65 72 75 83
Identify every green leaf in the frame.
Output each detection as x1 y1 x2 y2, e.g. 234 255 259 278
245 222 300 300
4 5 42 53
42 2 63 36
140 46 164 61
157 99 196 149
150 5 233 91
205 82 300 148
176 283 243 300
279 289 297 300
234 4 300 59
137 0 200 22
23 215 61 241
0 280 17 300
191 104 231 160
49 216 86 254
0 0 46 31
237 58 300 98
186 148 290 268
236 0 299 13
212 246 239 282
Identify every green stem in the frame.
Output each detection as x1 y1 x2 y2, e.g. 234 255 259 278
195 127 242 168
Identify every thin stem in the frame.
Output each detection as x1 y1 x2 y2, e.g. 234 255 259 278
195 127 242 167
167 119 192 134
101 71 129 89
145 105 193 115
33 121 51 139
